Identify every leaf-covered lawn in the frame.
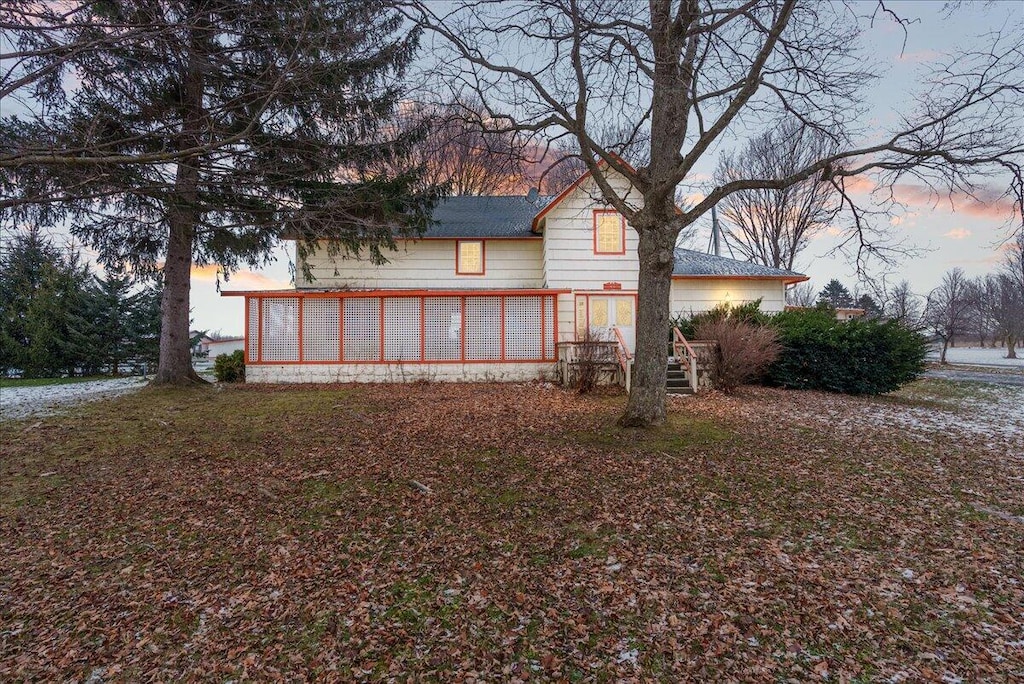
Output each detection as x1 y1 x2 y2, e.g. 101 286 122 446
1 381 1022 681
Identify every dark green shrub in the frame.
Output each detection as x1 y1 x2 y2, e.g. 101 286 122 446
213 349 245 382
765 308 927 394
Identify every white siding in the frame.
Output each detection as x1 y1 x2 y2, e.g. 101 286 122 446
206 339 245 357
541 172 643 342
670 278 787 316
541 172 642 292
297 239 543 290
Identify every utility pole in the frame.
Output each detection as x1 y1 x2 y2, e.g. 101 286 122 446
711 205 721 257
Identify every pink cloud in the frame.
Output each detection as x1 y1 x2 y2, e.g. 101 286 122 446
890 184 1018 221
191 264 291 290
839 175 877 194
842 176 1018 222
943 227 972 240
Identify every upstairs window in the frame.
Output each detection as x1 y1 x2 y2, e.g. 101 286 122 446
456 240 485 275
593 210 625 255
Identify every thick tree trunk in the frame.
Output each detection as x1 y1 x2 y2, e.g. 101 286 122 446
152 215 204 385
1007 335 1018 359
152 34 206 386
620 227 677 427
939 338 949 364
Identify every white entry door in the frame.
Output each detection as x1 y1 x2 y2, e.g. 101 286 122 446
576 294 636 352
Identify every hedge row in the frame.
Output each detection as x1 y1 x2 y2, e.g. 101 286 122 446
674 302 927 395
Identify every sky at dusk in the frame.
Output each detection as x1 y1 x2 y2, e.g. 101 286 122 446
7 1 1022 336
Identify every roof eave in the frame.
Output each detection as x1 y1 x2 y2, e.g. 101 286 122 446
672 274 809 285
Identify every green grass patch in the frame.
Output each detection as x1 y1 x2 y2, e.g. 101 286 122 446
569 414 733 453
886 377 1002 409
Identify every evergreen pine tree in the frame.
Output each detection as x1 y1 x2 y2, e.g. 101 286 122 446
3 0 438 384
0 229 92 377
855 294 883 319
125 284 163 373
817 279 855 309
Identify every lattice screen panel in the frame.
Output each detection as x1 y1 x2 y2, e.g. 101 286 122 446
503 296 543 360
247 298 260 363
543 296 556 360
424 297 462 361
261 298 299 362
383 297 422 361
302 299 340 362
343 298 381 361
464 296 502 360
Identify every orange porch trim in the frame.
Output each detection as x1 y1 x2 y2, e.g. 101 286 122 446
241 289 569 367
223 288 570 298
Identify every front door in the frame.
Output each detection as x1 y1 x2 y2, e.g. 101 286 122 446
576 294 636 352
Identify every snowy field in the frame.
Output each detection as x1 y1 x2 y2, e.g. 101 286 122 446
733 378 1024 449
926 344 1024 369
0 376 148 421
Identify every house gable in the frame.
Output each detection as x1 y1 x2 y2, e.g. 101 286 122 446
540 170 642 292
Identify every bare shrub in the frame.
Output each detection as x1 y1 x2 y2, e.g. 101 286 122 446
695 319 780 393
574 328 616 394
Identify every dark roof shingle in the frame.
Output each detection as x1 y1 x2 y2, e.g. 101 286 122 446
423 195 552 238
673 248 805 280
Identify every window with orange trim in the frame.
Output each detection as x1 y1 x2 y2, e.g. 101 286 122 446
456 240 485 275
594 210 625 254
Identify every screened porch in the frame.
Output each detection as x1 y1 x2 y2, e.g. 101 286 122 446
230 290 565 367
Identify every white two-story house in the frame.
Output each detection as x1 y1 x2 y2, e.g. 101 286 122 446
224 167 806 383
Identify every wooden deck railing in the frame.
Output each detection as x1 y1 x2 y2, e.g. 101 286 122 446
672 327 699 393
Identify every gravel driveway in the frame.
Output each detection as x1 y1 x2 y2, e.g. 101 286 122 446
0 377 149 421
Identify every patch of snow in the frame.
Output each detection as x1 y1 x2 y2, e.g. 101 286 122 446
776 381 1024 446
926 345 1024 369
83 667 105 684
616 647 639 666
0 376 148 421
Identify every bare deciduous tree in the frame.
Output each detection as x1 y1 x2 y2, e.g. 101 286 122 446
531 145 590 195
924 268 974 363
400 99 528 196
881 279 924 331
785 281 816 307
716 121 841 270
993 233 1024 358
967 275 999 347
408 0 1024 426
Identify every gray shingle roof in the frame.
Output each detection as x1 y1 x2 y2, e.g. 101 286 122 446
423 195 552 238
673 248 805 280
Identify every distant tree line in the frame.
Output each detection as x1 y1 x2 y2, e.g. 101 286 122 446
786 235 1024 363
923 240 1024 363
0 229 161 378
786 279 884 318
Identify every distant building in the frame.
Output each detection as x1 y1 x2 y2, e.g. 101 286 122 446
785 306 866 321
190 331 245 358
